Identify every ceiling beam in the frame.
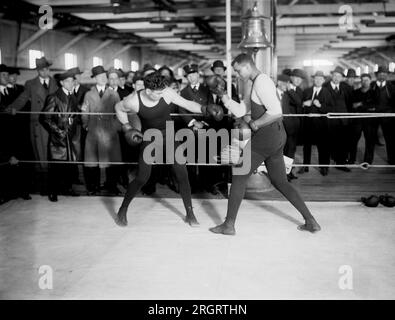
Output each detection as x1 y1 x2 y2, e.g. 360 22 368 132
87 39 114 57
54 33 88 58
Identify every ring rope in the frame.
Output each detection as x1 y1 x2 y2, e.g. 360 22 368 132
4 160 395 170
1 110 395 118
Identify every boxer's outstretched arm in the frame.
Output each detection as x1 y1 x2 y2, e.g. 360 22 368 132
221 95 247 118
164 87 203 114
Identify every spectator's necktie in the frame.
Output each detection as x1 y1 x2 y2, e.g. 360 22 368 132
312 89 317 101
3 87 9 96
43 80 48 90
74 88 78 96
99 90 104 98
334 86 339 94
192 86 198 93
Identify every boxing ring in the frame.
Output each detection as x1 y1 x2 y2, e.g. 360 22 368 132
1 110 395 300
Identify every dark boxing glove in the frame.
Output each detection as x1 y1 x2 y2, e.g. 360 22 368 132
232 118 251 141
206 75 226 97
202 103 224 121
122 123 143 146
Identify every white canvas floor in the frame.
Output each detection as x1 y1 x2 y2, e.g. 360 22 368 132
1 195 394 300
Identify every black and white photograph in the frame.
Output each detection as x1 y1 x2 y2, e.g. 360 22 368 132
0 0 395 305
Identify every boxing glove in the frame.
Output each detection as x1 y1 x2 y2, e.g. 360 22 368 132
122 123 143 146
202 103 224 121
361 195 380 207
379 194 395 208
232 118 251 141
206 75 226 97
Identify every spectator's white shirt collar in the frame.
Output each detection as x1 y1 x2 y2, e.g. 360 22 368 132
289 83 296 91
62 87 72 96
96 84 106 92
191 82 200 90
39 77 49 85
74 84 80 93
377 80 386 87
330 82 339 90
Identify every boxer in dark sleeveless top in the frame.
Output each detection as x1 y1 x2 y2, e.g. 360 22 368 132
208 53 321 235
114 72 224 227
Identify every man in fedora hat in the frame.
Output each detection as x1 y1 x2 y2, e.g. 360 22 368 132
81 65 122 195
107 66 140 189
302 71 333 176
323 66 353 171
345 68 357 88
39 70 81 202
370 65 395 164
67 67 90 186
285 69 306 174
349 73 376 164
180 63 213 193
276 73 300 180
7 57 58 195
207 60 240 194
0 64 32 203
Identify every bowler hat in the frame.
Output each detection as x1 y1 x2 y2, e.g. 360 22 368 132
91 65 107 78
312 71 325 78
0 64 9 73
211 60 226 71
183 64 199 74
35 57 52 70
7 67 20 75
331 66 345 76
58 70 75 81
291 69 305 79
346 68 356 78
277 74 290 82
107 67 122 77
376 65 389 74
68 67 83 75
282 68 292 77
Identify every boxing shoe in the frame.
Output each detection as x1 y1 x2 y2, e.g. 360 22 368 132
379 194 395 208
361 195 380 207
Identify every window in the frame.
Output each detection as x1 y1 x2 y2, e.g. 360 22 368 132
374 64 379 72
177 68 183 77
130 60 139 72
389 62 395 73
0 49 2 64
114 58 123 69
364 66 369 74
29 49 44 69
93 56 103 67
65 53 77 70
356 67 361 76
154 64 161 70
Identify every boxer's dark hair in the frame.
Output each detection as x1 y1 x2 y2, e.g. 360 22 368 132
232 53 254 67
144 71 169 90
